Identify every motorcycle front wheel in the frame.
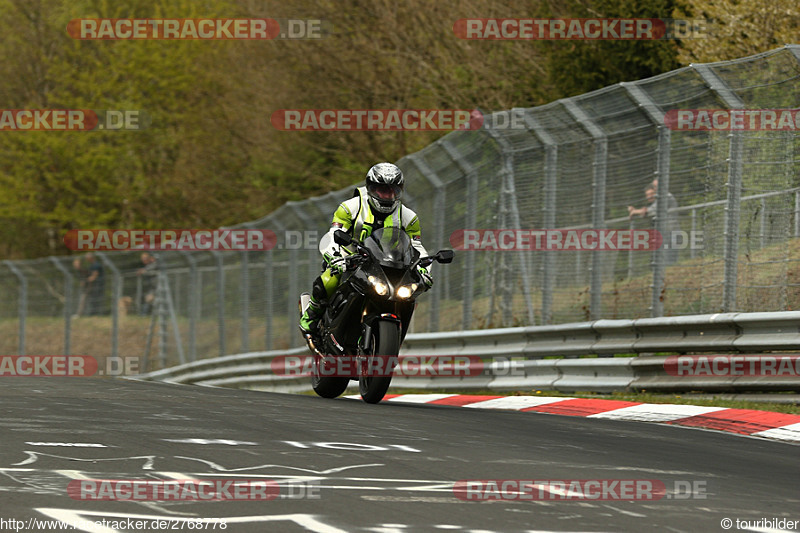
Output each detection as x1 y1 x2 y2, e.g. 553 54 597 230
359 320 400 404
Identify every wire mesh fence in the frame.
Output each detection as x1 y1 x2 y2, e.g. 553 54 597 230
1 45 799 369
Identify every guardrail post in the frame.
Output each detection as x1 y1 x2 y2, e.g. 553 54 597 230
211 251 226 356
407 154 447 331
524 112 558 324
438 137 477 330
179 251 198 362
96 252 120 358
49 258 73 355
562 99 608 320
693 63 745 312
621 82 672 317
4 261 27 355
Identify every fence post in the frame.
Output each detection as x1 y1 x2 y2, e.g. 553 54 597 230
287 243 301 347
693 63 745 312
485 120 537 326
236 222 256 354
49 257 73 356
288 202 319 299
179 251 198 362
406 154 446 331
264 246 274 351
135 273 143 315
628 219 635 279
286 203 319 347
264 216 287 352
4 261 27 355
562 99 608 320
795 191 800 239
524 112 558 324
96 252 120 358
621 82 671 317
210 251 226 356
438 137 477 330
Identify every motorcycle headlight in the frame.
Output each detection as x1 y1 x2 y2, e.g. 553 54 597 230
396 283 418 299
368 275 389 296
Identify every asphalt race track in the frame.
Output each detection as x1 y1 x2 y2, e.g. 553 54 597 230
0 377 796 532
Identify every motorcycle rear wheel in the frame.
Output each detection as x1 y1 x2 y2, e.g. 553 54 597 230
311 354 350 399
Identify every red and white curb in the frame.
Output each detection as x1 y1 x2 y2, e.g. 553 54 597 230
346 394 800 443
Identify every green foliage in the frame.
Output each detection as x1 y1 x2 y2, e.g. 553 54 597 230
533 0 684 98
0 0 785 259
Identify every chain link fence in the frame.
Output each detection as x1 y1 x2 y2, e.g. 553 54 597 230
1 45 799 368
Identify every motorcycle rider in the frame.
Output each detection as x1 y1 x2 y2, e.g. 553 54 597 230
299 162 433 338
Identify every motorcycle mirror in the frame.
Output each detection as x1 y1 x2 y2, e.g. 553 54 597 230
334 230 353 246
435 250 455 263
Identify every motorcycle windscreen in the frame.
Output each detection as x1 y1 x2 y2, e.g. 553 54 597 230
364 227 419 268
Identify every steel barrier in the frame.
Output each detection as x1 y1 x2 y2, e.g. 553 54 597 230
138 311 800 394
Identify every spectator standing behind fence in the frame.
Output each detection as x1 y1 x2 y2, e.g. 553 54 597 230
628 179 680 264
84 252 106 315
71 257 88 318
136 252 158 315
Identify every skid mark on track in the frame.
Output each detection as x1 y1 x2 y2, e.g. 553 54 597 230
173 456 384 474
12 452 157 469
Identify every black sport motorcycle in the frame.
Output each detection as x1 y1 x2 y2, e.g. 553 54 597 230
299 226 454 403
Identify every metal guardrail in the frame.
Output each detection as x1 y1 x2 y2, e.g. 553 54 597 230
137 311 800 393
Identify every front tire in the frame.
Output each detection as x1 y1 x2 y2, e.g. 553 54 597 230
359 320 399 404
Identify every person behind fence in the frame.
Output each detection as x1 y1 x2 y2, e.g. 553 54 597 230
627 179 680 264
299 162 432 337
71 257 89 317
136 252 158 314
84 252 106 315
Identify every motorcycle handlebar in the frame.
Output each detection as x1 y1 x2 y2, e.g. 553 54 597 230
343 243 433 273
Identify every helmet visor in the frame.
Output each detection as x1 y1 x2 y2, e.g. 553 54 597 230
367 182 402 201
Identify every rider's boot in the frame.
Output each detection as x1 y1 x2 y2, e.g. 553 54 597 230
299 278 329 338
299 296 324 336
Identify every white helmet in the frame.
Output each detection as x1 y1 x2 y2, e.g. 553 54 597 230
365 162 404 214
